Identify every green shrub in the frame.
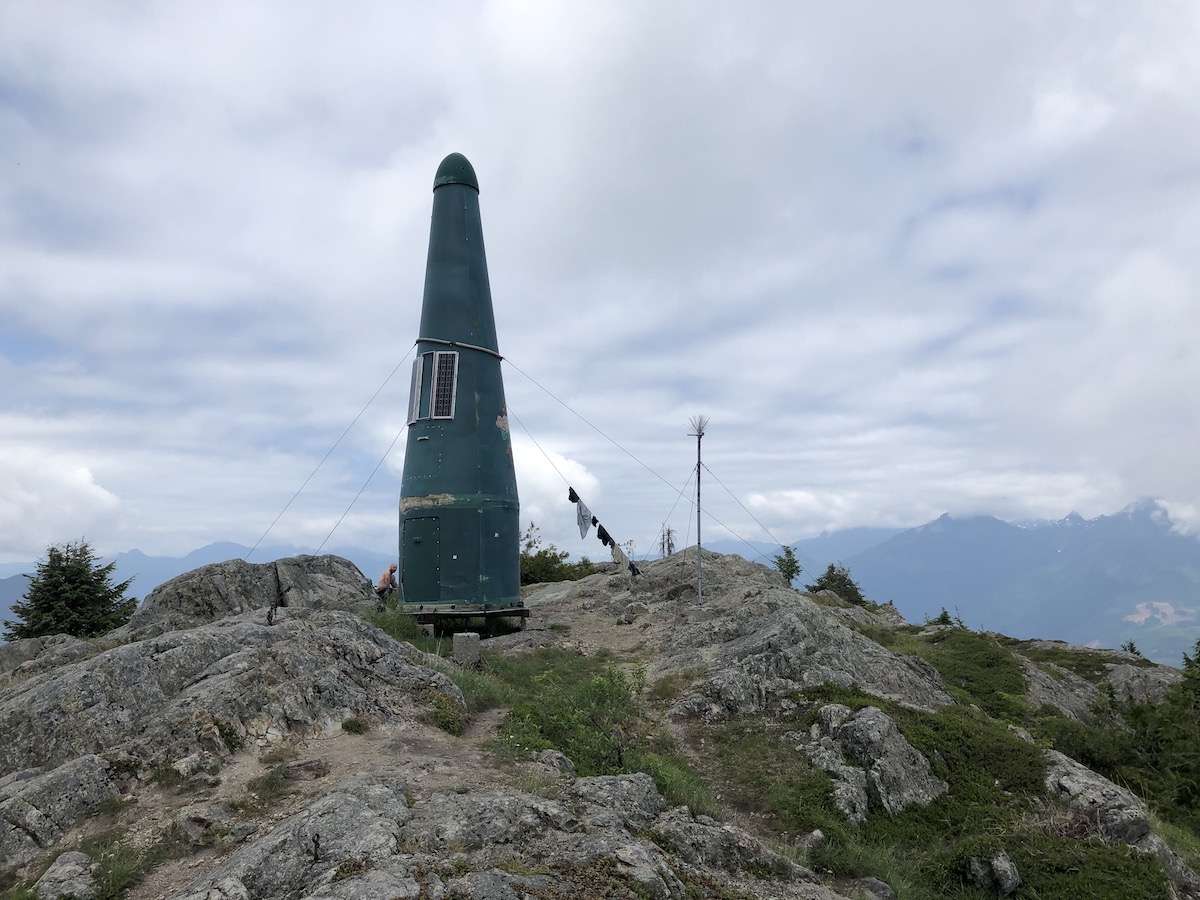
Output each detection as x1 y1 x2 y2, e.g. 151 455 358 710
804 562 865 605
450 665 512 714
520 523 598 585
416 687 465 736
214 718 244 753
809 835 937 899
904 629 1030 722
1004 835 1171 900
896 704 1046 802
363 609 443 656
704 719 845 839
230 765 293 814
341 717 368 734
499 665 643 774
928 608 955 627
627 749 718 818
74 825 191 900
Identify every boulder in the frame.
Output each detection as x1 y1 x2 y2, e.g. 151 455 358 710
1043 751 1200 896
793 705 947 824
1106 663 1183 705
174 776 412 900
836 706 948 816
1043 750 1150 843
120 554 375 637
650 805 803 879
964 851 1021 896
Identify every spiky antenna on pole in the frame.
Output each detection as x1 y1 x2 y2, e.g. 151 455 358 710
687 415 709 604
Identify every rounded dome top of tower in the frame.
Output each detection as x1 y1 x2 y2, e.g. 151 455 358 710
433 153 479 192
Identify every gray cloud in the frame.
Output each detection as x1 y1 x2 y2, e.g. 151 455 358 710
3 1 1199 564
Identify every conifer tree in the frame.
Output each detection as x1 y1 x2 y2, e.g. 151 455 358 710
3 540 136 640
805 562 865 605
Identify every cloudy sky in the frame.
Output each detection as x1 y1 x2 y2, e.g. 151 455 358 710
3 1 1199 568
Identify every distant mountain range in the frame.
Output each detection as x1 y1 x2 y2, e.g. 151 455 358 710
5 501 1198 666
844 501 1200 667
709 500 1200 667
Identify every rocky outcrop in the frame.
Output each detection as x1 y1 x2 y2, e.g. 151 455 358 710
3 549 1195 900
0 633 99 684
1015 641 1183 707
119 554 375 638
173 773 841 900
0 608 460 778
525 552 953 715
823 600 907 628
1020 658 1096 723
1044 750 1200 896
685 601 952 717
787 705 947 824
1106 663 1184 705
0 755 118 870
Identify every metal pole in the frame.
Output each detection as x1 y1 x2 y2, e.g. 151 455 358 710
688 415 708 604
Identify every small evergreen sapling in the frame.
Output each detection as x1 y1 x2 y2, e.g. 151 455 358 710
3 539 136 640
773 545 801 586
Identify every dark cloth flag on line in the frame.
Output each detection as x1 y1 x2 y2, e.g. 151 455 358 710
567 486 640 578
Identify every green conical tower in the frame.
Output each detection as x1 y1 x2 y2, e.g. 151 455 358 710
398 153 522 614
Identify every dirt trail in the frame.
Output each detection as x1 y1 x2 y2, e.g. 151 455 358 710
125 706 511 900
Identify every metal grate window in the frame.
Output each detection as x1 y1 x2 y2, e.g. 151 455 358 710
407 358 423 424
431 351 459 419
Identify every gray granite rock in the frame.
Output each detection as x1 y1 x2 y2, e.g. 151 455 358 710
1043 750 1200 897
1106 663 1183 705
795 705 946 824
1020 658 1095 723
683 602 952 717
175 776 411 900
120 554 375 638
964 851 1021 896
33 850 96 900
836 707 948 817
0 634 98 681
0 609 461 776
1043 749 1150 843
650 805 805 879
0 755 117 869
171 771 844 900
